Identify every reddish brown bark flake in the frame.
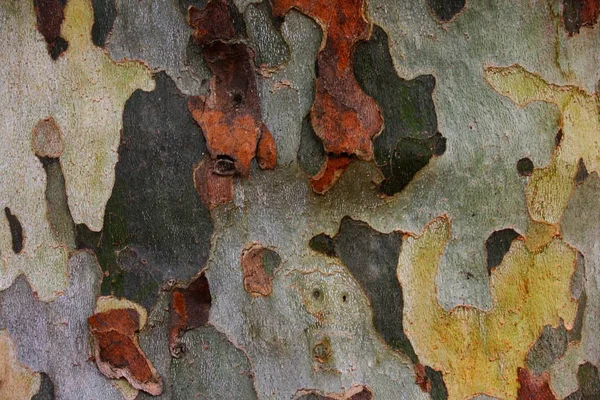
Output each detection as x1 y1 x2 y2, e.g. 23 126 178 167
415 363 432 392
582 0 600 26
33 0 68 59
88 308 163 395
169 273 212 356
310 155 352 194
241 243 275 297
517 368 558 400
188 0 276 176
193 158 234 210
256 127 278 170
273 0 383 185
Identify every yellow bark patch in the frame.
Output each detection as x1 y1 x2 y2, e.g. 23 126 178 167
397 216 578 399
0 330 41 400
0 0 154 301
485 65 600 225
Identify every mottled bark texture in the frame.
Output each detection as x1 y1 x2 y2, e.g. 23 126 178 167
1 0 600 399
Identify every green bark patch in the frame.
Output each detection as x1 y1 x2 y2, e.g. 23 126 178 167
354 26 445 196
97 72 213 309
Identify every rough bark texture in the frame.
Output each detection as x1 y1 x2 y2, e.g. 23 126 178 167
1 0 600 399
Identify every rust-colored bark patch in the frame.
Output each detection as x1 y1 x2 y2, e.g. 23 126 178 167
193 158 234 210
31 117 64 158
256 128 278 170
517 368 557 400
88 308 162 395
564 0 600 35
169 272 212 356
415 363 431 392
273 0 382 192
310 155 352 194
188 0 275 176
241 243 281 297
34 0 68 59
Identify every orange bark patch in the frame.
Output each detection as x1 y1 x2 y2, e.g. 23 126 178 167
188 0 276 176
241 243 277 297
310 155 352 194
256 127 278 170
517 368 557 400
88 308 162 395
273 0 382 190
169 273 212 356
193 158 234 209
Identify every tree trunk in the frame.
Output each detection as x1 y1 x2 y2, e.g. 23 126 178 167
1 0 599 399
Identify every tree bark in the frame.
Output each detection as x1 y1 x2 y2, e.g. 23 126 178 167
1 0 599 399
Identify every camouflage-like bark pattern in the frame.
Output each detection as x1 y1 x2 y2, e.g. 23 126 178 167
1 0 600 399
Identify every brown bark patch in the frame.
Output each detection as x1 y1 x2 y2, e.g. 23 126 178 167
273 0 382 191
564 0 600 35
415 363 431 392
188 0 275 176
517 368 557 400
88 308 162 395
34 0 69 59
169 273 212 357
241 243 280 297
32 117 64 158
193 158 234 210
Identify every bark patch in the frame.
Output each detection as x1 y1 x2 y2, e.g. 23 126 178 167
274 0 383 191
517 368 557 400
295 385 373 399
188 0 276 176
354 26 445 196
88 308 162 395
169 272 212 357
193 157 235 210
427 0 466 22
4 208 24 254
564 0 600 35
91 0 116 47
31 117 64 158
485 228 520 273
34 0 69 59
241 243 280 297
97 72 212 309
